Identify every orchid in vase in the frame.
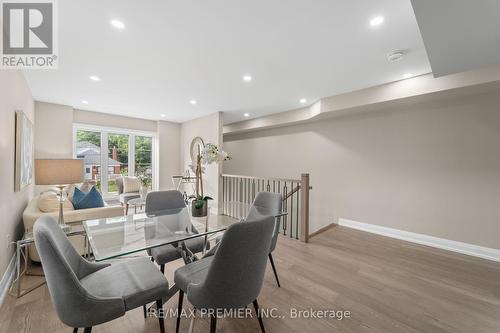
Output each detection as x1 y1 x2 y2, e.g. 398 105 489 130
192 143 231 216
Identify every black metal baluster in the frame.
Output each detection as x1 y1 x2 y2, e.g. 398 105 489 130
282 182 288 236
252 179 256 202
290 182 294 238
295 184 298 239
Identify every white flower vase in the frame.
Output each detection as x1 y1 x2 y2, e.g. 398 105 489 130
140 186 148 199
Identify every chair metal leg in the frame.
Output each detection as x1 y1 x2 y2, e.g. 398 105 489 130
143 304 147 318
188 308 196 333
156 299 165 333
268 253 281 287
210 314 217 333
253 299 266 333
83 328 92 333
125 204 129 215
176 290 184 333
72 329 78 333
160 264 165 274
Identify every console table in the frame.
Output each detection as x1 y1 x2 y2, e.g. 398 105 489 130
9 227 88 298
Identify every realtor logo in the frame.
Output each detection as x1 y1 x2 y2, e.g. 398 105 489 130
1 0 58 68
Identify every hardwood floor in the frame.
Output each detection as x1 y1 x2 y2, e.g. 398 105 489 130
1 226 499 333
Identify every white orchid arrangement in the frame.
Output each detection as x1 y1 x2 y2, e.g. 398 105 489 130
193 143 231 209
201 143 231 164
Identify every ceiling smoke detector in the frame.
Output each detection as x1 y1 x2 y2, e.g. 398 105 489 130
387 51 405 62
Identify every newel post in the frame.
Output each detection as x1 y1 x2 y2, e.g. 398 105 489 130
300 173 310 243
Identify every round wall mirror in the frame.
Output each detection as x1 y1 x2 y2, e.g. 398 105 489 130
190 136 205 164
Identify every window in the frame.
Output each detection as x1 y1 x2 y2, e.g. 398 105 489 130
73 125 156 196
135 136 153 189
76 130 101 190
108 133 129 193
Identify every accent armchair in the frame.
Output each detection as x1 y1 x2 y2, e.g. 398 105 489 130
116 176 141 215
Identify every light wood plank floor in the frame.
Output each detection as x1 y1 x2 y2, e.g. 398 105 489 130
1 226 499 333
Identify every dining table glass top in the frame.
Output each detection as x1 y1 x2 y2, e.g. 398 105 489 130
83 204 287 262
83 207 236 261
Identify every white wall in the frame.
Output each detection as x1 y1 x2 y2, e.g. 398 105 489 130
35 101 73 158
224 89 500 250
180 112 223 212
0 71 34 278
157 120 181 190
74 109 157 132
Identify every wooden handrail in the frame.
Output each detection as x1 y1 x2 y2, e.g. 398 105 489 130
283 185 301 201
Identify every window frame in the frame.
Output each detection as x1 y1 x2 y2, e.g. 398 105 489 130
73 123 158 198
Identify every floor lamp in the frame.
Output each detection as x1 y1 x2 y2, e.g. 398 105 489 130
35 159 84 229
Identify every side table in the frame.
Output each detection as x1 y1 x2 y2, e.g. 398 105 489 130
9 227 87 298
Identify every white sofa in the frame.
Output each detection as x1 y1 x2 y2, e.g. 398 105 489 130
23 194 124 261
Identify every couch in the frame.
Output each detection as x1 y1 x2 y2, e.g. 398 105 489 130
23 192 124 261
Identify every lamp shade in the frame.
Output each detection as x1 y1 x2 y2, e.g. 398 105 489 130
35 159 84 185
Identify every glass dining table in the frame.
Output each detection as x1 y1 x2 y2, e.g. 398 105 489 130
83 207 234 262
82 203 287 306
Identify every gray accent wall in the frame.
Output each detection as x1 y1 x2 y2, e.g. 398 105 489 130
224 89 500 250
0 71 35 278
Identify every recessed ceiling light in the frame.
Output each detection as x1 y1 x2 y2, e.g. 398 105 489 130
387 51 405 62
110 19 125 30
243 75 252 82
402 73 414 79
370 16 384 27
160 114 166 118
81 100 89 104
89 75 101 82
189 99 197 105
300 98 307 104
243 113 250 117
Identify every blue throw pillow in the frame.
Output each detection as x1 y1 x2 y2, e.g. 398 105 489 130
72 187 105 210
72 187 86 205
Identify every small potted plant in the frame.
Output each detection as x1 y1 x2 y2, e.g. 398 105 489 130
192 143 230 217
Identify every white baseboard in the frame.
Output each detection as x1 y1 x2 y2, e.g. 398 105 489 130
0 254 16 306
337 218 500 262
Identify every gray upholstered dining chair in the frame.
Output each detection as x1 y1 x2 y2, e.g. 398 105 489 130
174 215 275 333
33 215 169 333
142 190 207 318
145 190 207 274
247 192 283 287
205 191 283 287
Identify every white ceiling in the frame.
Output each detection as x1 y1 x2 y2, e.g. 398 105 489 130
411 0 500 77
24 0 431 124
